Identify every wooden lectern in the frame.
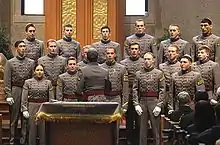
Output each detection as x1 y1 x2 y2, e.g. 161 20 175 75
36 102 121 145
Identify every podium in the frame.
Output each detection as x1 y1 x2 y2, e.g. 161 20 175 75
36 102 121 145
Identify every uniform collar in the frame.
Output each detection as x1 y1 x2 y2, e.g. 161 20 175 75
63 36 72 42
135 33 145 38
101 39 111 44
16 55 25 60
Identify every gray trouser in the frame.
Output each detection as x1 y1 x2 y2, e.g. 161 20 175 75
28 102 45 145
139 97 160 145
88 95 107 102
10 86 27 145
105 95 121 105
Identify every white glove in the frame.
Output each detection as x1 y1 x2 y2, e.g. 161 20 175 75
168 109 174 115
153 106 161 117
23 111 29 119
135 105 143 116
210 99 218 105
6 97 14 105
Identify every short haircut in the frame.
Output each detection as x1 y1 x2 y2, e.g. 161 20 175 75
34 64 45 71
46 39 56 47
144 52 156 59
106 47 117 54
198 45 210 54
129 42 140 50
14 40 25 48
201 18 212 25
101 26 110 33
67 56 77 65
64 24 73 29
168 44 180 53
181 54 192 63
135 19 145 25
169 24 180 30
25 23 35 32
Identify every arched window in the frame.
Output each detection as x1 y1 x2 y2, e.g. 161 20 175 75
21 0 44 15
125 0 148 15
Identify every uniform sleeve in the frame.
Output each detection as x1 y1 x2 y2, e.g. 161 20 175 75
158 43 164 65
195 73 205 92
48 81 54 101
183 41 191 56
76 43 81 60
151 38 158 67
213 63 220 99
124 38 130 59
40 41 44 57
122 69 129 106
132 72 139 106
157 72 166 107
21 81 29 112
191 38 197 62
56 76 63 101
4 61 12 99
116 44 122 62
56 41 62 55
214 38 220 65
76 69 84 95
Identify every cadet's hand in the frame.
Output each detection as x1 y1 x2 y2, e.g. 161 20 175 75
135 105 143 116
168 109 174 115
23 111 29 119
210 99 218 105
153 106 161 117
6 97 14 105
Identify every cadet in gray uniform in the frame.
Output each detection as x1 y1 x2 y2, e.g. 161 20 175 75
78 45 90 68
101 47 128 105
57 57 80 101
91 26 121 64
158 24 191 64
38 39 66 98
23 23 44 63
192 45 220 100
133 52 166 145
192 18 220 63
56 24 81 60
120 42 145 145
4 40 35 145
21 64 54 145
159 44 181 112
77 48 111 102
171 54 206 109
124 19 157 61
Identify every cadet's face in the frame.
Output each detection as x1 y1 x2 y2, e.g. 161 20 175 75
130 44 140 57
135 21 145 34
47 42 57 54
83 48 89 59
26 26 36 39
198 49 208 61
144 53 154 68
101 28 110 40
168 46 178 60
106 48 116 61
35 65 44 78
16 42 26 56
64 27 73 38
169 26 180 39
200 22 212 34
67 60 77 72
180 58 191 71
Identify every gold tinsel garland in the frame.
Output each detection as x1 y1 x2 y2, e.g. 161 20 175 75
36 112 122 123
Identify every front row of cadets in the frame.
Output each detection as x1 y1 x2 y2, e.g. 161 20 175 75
4 39 220 145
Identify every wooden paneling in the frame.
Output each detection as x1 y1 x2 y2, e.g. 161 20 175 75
45 0 124 49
